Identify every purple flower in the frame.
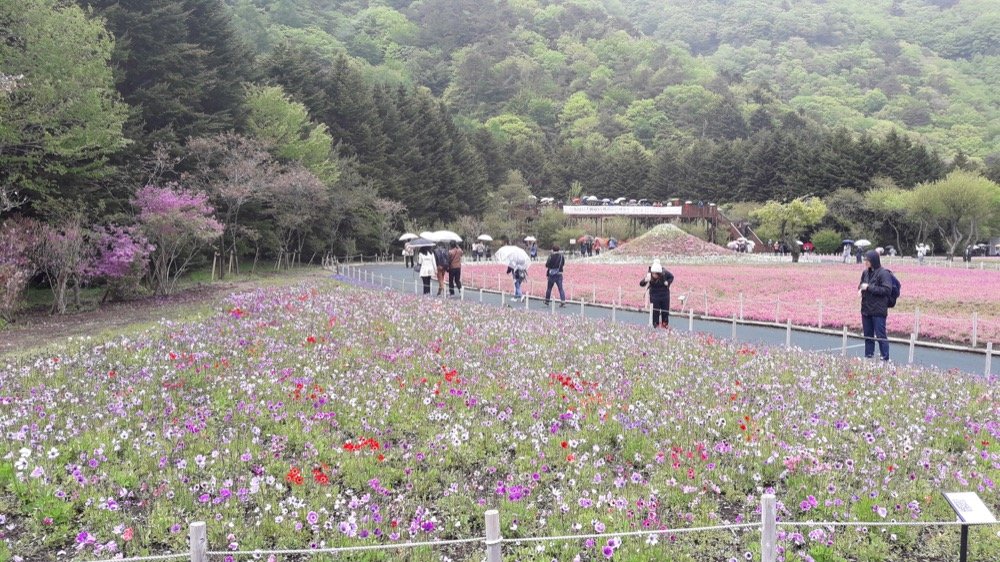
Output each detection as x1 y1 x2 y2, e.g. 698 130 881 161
307 511 319 525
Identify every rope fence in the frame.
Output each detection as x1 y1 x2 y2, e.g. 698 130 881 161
76 495 999 562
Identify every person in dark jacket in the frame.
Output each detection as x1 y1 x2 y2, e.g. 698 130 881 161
543 245 566 307
639 259 675 328
859 250 892 361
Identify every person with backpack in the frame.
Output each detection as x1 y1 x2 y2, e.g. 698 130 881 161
543 245 567 307
433 243 449 296
858 250 898 362
639 259 675 328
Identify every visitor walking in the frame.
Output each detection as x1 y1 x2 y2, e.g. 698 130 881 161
544 245 566 307
417 247 436 295
403 244 414 269
859 250 892 362
639 259 674 328
447 241 463 296
433 243 449 296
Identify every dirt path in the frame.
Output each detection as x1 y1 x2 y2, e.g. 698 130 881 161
0 269 331 357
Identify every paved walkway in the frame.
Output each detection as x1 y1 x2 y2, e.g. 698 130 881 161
345 263 997 376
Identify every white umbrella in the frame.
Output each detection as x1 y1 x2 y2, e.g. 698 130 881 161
477 234 493 242
419 230 437 241
727 241 739 250
399 232 418 242
495 245 530 270
432 230 462 243
524 236 537 242
855 239 871 248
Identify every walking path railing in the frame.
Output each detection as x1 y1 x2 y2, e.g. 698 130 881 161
341 264 998 375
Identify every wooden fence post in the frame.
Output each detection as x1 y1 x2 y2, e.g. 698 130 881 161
761 495 776 562
189 522 207 562
485 509 502 562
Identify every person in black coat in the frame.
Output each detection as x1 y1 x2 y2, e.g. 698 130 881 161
640 259 675 328
543 245 566 307
859 250 892 361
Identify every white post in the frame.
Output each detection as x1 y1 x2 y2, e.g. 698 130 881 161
485 509 502 562
379 273 384 286
841 326 848 356
480 288 484 303
785 319 792 349
704 290 709 316
189 521 207 562
913 307 921 338
649 303 654 327
501 292 505 307
460 286 465 301
612 304 616 322
739 292 744 321
688 308 694 332
497 275 502 292
817 299 824 329
908 333 916 364
524 294 529 310
972 312 978 348
761 494 777 562
550 298 555 314
986 342 994 376
580 300 585 316
414 279 419 295
774 300 780 324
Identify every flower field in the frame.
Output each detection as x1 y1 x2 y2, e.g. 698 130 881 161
464 261 1000 346
2 278 999 562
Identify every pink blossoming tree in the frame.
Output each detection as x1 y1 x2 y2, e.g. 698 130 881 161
133 184 223 295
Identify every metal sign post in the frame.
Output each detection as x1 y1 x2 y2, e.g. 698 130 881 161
943 491 997 562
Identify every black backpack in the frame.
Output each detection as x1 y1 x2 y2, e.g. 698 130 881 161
884 269 901 308
434 246 449 268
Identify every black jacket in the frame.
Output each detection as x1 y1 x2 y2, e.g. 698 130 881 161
859 251 892 317
544 252 565 274
640 270 674 301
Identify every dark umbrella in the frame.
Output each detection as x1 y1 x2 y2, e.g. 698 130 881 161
406 237 437 248
842 239 855 245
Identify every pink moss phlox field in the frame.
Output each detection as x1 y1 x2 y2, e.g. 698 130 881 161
466 262 1000 345
4 279 998 561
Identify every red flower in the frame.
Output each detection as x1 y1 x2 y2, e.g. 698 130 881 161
285 466 304 485
306 336 317 344
561 441 568 448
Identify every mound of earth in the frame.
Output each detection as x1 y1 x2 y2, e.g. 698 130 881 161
608 223 730 258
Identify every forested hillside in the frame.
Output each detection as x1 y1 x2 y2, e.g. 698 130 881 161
1 0 998 313
227 0 999 167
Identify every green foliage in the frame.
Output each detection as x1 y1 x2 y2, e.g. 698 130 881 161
0 0 129 215
811 228 844 254
752 197 828 260
245 85 339 184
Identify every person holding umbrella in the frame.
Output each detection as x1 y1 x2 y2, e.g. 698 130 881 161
640 259 675 328
497 236 530 301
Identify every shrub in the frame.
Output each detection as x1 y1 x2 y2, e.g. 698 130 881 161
87 225 154 301
811 228 844 254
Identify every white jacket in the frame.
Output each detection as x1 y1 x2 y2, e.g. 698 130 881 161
418 252 437 277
